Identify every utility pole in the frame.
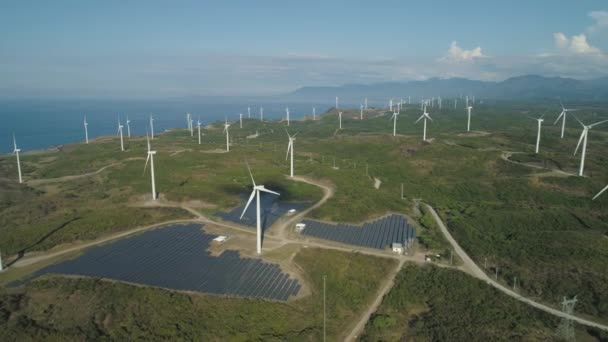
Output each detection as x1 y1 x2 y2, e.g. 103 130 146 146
323 275 327 342
556 296 577 341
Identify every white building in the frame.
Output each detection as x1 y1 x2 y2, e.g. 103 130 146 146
391 243 404 255
213 235 228 243
295 223 306 233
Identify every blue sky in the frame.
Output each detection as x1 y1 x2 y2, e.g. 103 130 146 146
1 1 607 97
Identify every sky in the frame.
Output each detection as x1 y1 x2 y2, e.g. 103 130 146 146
1 0 608 97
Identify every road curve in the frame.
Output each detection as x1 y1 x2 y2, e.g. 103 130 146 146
424 203 608 332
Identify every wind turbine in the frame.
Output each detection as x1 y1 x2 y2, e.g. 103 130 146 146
360 104 364 120
389 98 393 111
223 118 231 152
313 107 316 121
84 116 89 144
117 119 125 152
530 112 546 154
186 113 191 130
247 106 251 119
126 116 131 138
466 106 473 132
554 101 578 139
143 132 157 201
197 117 202 144
285 129 298 177
335 96 339 109
260 107 264 122
415 106 433 141
240 163 280 255
239 113 243 128
593 184 608 200
573 116 608 176
12 134 23 183
285 107 290 126
150 114 155 139
390 109 399 136
338 111 343 129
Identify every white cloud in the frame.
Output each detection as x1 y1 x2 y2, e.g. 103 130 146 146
553 32 602 55
443 41 485 62
587 10 608 32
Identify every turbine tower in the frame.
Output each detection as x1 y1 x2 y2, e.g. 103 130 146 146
260 107 264 122
554 101 578 139
391 109 399 136
239 113 243 129
335 96 339 109
84 116 89 144
285 129 298 177
143 132 157 200
530 112 546 154
415 105 433 141
313 107 316 121
360 104 364 120
117 119 125 152
466 106 473 132
338 111 343 129
574 116 608 176
126 116 131 138
240 164 280 255
223 118 231 152
12 134 23 184
197 117 202 145
190 118 194 136
247 106 251 119
286 107 290 126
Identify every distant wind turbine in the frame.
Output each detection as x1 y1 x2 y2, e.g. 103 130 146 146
335 96 339 109
247 106 251 119
12 134 23 183
143 132 157 201
223 118 231 152
260 107 264 122
286 107 290 126
415 105 433 141
285 129 298 177
150 114 155 139
126 116 131 138
390 109 399 136
338 111 343 129
186 113 191 131
190 118 194 136
365 97 368 109
240 163 280 255
573 116 608 176
554 101 578 139
239 113 243 129
360 104 364 120
84 116 89 144
313 107 316 121
466 106 473 132
117 118 125 152
530 111 546 154
197 117 202 144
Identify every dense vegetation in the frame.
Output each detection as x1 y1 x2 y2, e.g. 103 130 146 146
361 264 608 341
0 248 395 341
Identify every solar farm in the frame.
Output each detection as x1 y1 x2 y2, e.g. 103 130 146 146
300 214 416 250
26 224 301 301
216 192 308 231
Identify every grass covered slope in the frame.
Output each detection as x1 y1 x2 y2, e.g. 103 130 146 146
361 264 562 341
0 248 397 341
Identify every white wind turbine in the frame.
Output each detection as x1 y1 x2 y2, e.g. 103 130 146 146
117 119 125 152
338 111 343 129
360 104 364 120
466 105 473 132
143 132 157 201
149 114 155 139
197 117 202 144
186 113 191 130
190 118 194 136
239 113 243 128
84 116 89 144
285 129 298 177
573 116 608 176
530 112 546 154
285 107 290 126
335 96 339 109
260 107 264 122
313 107 316 121
554 101 578 139
12 134 23 184
126 116 131 138
223 118 231 152
240 163 280 255
390 109 399 136
593 184 608 200
247 106 251 119
415 105 433 141
389 98 393 111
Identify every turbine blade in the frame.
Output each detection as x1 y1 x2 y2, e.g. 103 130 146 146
246 162 256 187
573 115 585 128
143 153 150 175
574 130 586 156
553 111 565 125
286 141 291 160
592 184 608 200
589 119 608 128
239 190 257 219
425 114 433 121
415 114 425 124
258 187 280 196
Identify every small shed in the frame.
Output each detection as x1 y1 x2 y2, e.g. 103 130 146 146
295 223 306 233
391 242 404 255
213 236 227 243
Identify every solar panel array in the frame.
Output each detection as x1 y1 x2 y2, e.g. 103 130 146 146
216 192 308 231
28 224 300 301
301 214 416 250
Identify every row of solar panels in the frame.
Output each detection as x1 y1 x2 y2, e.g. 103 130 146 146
301 214 416 250
29 224 300 301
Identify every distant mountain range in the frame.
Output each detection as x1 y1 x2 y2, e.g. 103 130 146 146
285 75 608 102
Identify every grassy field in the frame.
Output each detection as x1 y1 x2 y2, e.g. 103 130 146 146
0 248 396 341
360 264 608 341
1 100 608 322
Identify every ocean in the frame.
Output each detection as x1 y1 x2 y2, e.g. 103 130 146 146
0 98 338 154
